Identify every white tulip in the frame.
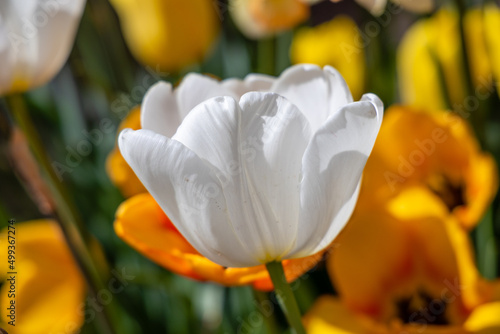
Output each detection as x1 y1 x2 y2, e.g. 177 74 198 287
119 64 383 267
0 0 86 95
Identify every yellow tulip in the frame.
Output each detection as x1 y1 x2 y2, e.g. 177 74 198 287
398 6 500 111
305 202 500 333
0 220 85 333
360 105 497 230
229 0 309 39
303 105 500 331
110 0 220 72
291 15 365 100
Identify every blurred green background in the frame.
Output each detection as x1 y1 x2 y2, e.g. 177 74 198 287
1 0 500 333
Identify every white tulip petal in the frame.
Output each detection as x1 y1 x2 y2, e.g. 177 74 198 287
174 93 312 262
118 128 257 267
289 93 383 258
234 92 312 260
0 19 12 94
176 73 237 118
272 64 353 131
33 0 86 88
141 81 180 137
221 73 275 98
173 96 240 176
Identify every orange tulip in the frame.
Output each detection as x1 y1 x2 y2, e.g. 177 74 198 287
114 193 323 290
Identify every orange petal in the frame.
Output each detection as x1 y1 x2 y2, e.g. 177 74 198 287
114 193 322 289
248 0 309 31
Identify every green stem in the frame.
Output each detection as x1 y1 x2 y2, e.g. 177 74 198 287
455 0 487 145
265 261 306 334
6 94 118 334
455 0 474 97
475 208 497 279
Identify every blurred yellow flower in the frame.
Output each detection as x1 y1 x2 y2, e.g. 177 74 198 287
114 193 323 290
291 15 365 99
106 106 146 197
0 0 86 95
305 205 500 333
398 6 500 111
323 206 498 328
229 0 309 39
302 103 500 332
361 105 497 230
110 0 220 72
0 220 85 333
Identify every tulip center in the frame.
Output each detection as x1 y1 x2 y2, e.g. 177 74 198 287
426 174 465 211
395 290 449 326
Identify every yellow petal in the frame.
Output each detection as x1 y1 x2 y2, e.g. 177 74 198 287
303 296 380 334
327 207 413 319
331 189 489 325
0 220 85 333
465 302 500 333
398 8 471 110
291 15 365 99
431 9 469 107
110 0 220 72
361 105 497 230
387 186 449 220
397 16 448 110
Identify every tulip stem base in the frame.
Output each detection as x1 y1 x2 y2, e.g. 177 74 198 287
265 261 306 334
